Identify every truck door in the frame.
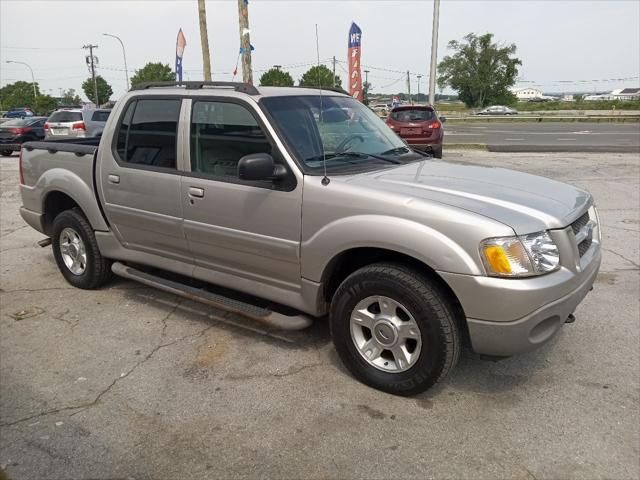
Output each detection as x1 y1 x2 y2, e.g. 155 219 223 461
180 98 302 292
97 97 192 264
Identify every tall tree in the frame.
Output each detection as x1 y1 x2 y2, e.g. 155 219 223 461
437 33 521 108
60 88 82 106
299 65 342 89
130 62 175 88
0 81 57 114
81 76 113 106
259 68 294 87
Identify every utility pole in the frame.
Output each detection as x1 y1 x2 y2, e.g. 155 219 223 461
407 70 412 104
364 69 370 104
197 0 212 81
83 44 99 107
332 56 336 88
274 64 282 71
237 0 253 84
428 0 441 106
417 74 422 102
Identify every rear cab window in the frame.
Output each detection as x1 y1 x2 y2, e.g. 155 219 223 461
91 110 111 122
115 98 181 170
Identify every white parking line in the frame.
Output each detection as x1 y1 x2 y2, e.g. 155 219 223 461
557 138 577 141
504 137 525 141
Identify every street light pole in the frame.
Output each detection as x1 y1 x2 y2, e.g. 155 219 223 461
364 69 370 104
6 60 37 109
103 33 129 90
428 0 441 106
417 74 422 102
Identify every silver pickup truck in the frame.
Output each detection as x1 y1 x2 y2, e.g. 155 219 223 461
18 82 601 395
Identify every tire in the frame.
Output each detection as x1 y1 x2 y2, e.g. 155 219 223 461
432 145 443 159
1 150 13 157
51 208 112 289
330 263 460 396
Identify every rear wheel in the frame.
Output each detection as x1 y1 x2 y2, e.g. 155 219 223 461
51 209 112 289
330 263 460 396
1 150 13 157
432 145 443 159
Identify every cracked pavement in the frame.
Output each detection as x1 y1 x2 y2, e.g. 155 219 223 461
1 151 639 479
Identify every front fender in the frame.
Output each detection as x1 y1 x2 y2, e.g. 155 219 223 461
301 215 484 282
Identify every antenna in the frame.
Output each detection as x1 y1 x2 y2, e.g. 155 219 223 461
315 24 330 186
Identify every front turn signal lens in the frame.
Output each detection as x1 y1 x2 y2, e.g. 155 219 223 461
480 236 533 277
483 245 512 274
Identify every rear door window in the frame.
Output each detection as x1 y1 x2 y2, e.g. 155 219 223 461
390 109 435 122
115 99 181 170
48 111 83 123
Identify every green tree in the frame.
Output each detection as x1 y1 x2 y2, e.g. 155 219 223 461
259 68 294 86
363 81 372 105
61 88 82 106
81 76 113 106
0 80 57 115
574 93 584 103
437 33 522 108
299 65 342 89
130 62 175 88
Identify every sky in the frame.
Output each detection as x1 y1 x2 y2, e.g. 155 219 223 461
1 0 639 102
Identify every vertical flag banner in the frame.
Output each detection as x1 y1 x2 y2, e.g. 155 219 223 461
175 29 187 82
348 22 363 101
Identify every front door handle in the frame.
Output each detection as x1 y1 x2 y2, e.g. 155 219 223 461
188 187 205 198
108 174 120 184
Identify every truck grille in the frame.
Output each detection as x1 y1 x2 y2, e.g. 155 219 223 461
570 211 591 258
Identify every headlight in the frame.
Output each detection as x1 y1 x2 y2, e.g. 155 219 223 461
480 231 560 277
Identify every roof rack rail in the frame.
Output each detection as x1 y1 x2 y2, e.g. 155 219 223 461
295 85 350 95
130 81 259 95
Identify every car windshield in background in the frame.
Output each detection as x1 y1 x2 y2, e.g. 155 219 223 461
261 95 421 173
390 108 435 122
91 110 111 122
49 111 83 123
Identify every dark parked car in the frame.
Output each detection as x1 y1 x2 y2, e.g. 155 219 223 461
3 107 35 119
0 117 47 156
385 105 445 158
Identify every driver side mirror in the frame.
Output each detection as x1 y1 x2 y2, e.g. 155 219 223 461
237 153 286 181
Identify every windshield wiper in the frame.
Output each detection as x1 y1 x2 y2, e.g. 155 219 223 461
338 151 403 164
379 146 412 156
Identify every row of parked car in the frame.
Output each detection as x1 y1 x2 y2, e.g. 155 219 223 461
0 107 111 156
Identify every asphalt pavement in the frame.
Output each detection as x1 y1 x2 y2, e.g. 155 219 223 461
445 122 640 152
1 151 639 479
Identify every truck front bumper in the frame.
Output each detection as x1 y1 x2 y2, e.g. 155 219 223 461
439 242 601 357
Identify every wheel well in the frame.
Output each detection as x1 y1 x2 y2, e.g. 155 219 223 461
42 191 80 235
321 247 470 344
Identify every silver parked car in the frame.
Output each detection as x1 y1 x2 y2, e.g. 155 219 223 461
474 105 518 115
18 82 600 395
45 108 111 139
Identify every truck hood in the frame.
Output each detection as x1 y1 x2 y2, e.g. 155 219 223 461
346 160 592 234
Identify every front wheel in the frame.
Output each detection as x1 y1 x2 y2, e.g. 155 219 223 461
51 208 112 289
330 263 460 396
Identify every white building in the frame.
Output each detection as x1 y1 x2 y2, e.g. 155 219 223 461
611 88 640 100
511 87 543 100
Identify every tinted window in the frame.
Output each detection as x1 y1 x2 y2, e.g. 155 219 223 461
190 101 271 178
91 110 111 122
117 99 180 169
390 108 435 122
48 111 83 123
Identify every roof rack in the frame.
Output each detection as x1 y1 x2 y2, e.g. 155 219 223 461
295 85 350 95
130 81 259 95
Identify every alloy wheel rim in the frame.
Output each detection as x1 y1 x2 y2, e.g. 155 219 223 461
59 227 87 275
350 295 422 373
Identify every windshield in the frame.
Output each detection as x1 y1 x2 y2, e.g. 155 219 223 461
261 95 418 173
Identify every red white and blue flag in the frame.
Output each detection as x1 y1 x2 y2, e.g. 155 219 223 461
175 29 186 82
348 22 363 101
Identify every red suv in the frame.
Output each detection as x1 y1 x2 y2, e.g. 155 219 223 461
386 105 445 158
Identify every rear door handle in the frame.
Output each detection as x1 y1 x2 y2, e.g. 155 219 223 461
188 187 205 198
108 174 120 184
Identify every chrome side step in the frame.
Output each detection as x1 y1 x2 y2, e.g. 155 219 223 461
111 262 313 331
